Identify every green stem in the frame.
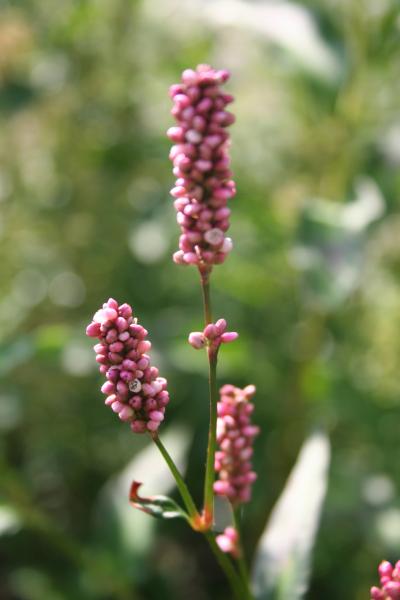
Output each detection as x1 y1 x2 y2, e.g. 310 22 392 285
233 508 253 598
199 268 219 526
205 532 248 600
200 268 212 324
152 433 199 520
203 350 218 524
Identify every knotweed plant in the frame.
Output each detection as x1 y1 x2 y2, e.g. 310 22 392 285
87 65 389 600
86 65 256 599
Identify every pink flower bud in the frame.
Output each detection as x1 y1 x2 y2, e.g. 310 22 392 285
86 322 101 337
216 527 239 557
131 420 147 433
119 406 134 421
101 381 115 395
149 410 164 422
204 323 218 339
221 331 239 343
188 331 205 349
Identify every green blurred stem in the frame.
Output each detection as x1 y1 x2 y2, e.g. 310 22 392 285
205 532 248 600
233 507 253 598
152 433 199 520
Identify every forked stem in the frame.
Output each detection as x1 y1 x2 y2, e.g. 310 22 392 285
152 433 252 599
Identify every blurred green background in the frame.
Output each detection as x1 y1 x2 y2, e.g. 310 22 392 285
1 0 400 598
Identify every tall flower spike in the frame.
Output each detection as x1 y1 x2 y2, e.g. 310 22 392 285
370 560 400 600
214 384 259 505
86 298 169 434
167 64 235 268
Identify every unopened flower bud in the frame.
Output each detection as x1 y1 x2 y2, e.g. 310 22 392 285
188 331 206 349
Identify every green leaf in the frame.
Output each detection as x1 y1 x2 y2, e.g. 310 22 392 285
252 431 330 600
129 481 189 521
293 179 385 309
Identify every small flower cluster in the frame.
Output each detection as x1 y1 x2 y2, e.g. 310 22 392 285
371 561 400 600
188 318 238 351
86 298 169 434
168 64 235 267
216 526 239 558
214 384 259 505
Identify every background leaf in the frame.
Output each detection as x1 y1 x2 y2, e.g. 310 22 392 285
252 431 330 600
0 504 20 536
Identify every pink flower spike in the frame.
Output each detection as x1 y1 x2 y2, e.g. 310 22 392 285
86 300 170 434
168 65 235 269
214 385 259 505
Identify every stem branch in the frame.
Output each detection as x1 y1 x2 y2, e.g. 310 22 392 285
152 433 199 521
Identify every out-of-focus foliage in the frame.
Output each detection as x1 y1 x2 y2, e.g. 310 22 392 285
0 0 399 598
252 432 330 600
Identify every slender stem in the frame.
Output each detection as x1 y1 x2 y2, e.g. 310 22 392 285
233 508 253 598
203 350 218 524
205 532 248 600
200 268 212 324
152 433 199 520
198 267 219 526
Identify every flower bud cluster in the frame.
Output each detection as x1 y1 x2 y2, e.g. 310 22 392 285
214 384 259 505
167 64 235 267
188 318 238 351
371 561 400 599
86 298 169 434
216 526 239 558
